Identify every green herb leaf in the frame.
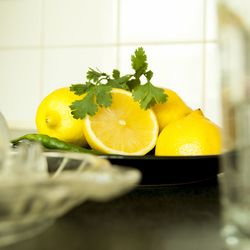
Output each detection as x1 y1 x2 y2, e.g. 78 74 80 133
131 47 148 79
112 69 120 79
69 47 167 119
87 68 109 83
96 85 112 107
109 74 132 85
126 79 140 91
70 84 88 95
144 70 153 82
70 90 98 119
107 73 132 90
107 80 129 90
132 82 167 109
87 68 102 82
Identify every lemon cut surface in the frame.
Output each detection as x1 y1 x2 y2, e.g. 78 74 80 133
83 89 159 155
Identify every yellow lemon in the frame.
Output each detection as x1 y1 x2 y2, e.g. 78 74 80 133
187 108 204 118
82 88 159 155
36 87 87 146
155 110 222 156
152 88 192 131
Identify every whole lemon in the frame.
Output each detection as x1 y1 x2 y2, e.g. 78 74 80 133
155 110 222 156
36 87 87 146
152 88 192 131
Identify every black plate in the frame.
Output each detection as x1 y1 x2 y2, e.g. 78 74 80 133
100 154 221 186
46 152 221 187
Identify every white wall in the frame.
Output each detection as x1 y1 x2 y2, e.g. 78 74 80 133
0 0 220 130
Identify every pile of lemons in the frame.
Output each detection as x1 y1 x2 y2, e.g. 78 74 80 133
36 87 222 156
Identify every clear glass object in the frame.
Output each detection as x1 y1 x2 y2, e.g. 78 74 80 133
0 112 141 247
217 0 250 249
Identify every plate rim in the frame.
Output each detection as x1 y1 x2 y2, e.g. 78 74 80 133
100 153 221 160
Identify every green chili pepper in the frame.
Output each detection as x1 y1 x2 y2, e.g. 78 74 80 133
11 133 101 155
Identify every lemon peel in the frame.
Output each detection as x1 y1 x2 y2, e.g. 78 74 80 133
152 88 192 131
36 87 87 146
155 109 222 156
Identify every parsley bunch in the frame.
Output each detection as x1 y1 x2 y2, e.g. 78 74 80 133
70 47 167 119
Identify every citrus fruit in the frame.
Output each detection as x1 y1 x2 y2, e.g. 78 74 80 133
36 87 87 146
82 88 159 155
188 108 204 118
155 109 222 156
152 88 192 131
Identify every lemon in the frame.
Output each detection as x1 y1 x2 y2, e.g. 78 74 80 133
155 109 222 156
152 88 192 131
82 88 159 155
36 87 87 146
188 108 204 117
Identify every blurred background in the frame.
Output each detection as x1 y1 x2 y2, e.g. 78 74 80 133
0 0 219 133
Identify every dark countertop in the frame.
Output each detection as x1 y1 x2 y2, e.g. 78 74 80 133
2 177 224 250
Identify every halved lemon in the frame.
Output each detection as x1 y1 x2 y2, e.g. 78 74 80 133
83 88 159 155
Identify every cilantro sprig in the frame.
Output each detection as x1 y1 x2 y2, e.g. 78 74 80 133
70 47 167 119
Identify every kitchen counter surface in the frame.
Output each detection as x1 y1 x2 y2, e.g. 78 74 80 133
2 177 223 250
